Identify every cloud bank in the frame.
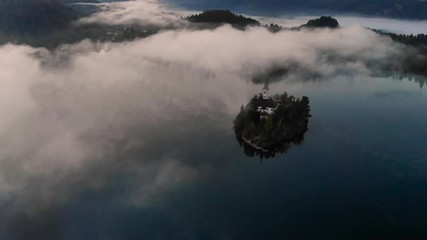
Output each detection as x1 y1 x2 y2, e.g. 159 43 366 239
0 24 402 214
0 1 425 239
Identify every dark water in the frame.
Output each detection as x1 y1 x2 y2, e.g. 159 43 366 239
5 76 427 240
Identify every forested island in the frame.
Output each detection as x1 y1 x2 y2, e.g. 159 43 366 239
234 85 311 159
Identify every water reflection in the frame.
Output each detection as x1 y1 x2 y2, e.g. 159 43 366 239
235 130 307 160
378 72 427 89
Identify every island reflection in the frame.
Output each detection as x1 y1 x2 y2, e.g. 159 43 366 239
233 82 311 160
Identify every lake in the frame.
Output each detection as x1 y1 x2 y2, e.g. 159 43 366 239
18 74 426 240
1 1 427 237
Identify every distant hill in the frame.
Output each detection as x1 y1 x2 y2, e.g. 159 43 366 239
0 0 77 34
301 16 339 29
186 10 261 28
168 0 427 20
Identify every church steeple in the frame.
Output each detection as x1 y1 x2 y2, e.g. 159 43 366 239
262 81 269 100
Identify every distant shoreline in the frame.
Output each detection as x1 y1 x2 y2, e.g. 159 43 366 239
257 15 427 35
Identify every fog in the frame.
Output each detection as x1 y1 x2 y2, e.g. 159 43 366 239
0 1 417 237
0 22 403 212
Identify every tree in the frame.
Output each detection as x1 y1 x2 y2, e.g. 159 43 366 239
247 121 256 138
302 16 339 29
264 116 274 132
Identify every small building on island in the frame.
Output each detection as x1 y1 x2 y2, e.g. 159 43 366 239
256 82 278 119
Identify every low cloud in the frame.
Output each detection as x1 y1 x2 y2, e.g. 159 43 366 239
0 5 411 238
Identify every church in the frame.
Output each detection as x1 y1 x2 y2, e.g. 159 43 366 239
256 82 278 119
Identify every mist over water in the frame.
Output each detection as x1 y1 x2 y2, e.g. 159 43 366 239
1 0 427 239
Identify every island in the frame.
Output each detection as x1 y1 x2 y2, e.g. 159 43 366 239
233 82 311 159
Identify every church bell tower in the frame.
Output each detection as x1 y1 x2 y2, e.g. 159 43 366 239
262 82 269 100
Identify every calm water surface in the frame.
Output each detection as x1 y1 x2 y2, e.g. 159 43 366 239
21 76 427 239
2 77 427 240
